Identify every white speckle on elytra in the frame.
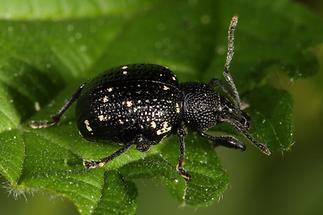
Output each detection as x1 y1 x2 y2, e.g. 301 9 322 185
172 76 176 81
98 115 108 121
84 120 93 132
123 71 127 75
126 100 133 107
156 122 172 135
102 96 109 103
150 121 157 128
175 103 180 113
156 111 163 117
122 65 128 69
163 85 170 90
107 87 113 92
163 122 169 128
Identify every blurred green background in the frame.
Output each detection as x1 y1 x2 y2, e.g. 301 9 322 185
1 0 323 214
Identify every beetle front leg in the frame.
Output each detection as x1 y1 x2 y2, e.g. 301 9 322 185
176 125 191 181
198 131 246 151
30 83 86 129
221 118 271 155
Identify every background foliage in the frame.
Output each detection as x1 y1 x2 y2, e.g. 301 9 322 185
0 0 323 214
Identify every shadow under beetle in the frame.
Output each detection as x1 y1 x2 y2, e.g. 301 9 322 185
30 16 270 181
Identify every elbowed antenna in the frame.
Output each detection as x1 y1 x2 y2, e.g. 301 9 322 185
226 17 271 156
223 16 241 110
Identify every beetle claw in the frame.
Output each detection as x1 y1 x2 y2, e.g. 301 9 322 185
83 160 100 169
258 143 271 156
176 164 192 181
29 120 56 129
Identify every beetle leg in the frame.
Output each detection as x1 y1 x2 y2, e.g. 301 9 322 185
83 144 132 169
176 125 191 181
29 83 86 129
220 118 271 155
223 16 241 109
135 134 153 152
198 131 246 151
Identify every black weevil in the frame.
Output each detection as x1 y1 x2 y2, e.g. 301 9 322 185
30 16 270 181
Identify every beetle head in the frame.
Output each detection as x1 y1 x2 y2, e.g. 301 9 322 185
181 82 251 131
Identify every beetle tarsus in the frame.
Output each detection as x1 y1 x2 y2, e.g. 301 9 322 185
176 164 192 181
257 143 271 156
29 83 85 129
242 130 271 155
83 160 100 169
198 131 246 151
29 119 57 129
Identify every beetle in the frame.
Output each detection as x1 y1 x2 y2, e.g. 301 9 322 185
30 16 270 181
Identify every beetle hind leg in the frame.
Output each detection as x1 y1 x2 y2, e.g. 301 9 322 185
176 124 191 181
29 83 85 129
83 135 154 170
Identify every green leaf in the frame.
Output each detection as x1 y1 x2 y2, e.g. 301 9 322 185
0 0 322 214
204 0 323 91
245 86 294 152
0 129 24 182
120 134 228 207
92 171 137 215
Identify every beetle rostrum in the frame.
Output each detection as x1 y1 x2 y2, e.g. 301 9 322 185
30 16 271 181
